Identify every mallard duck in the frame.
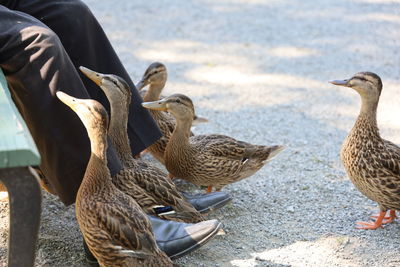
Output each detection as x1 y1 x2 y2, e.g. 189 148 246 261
136 62 207 164
56 91 172 266
142 94 285 193
330 72 400 230
80 66 204 223
136 62 167 102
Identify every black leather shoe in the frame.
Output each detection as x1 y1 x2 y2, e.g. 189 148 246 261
149 216 221 259
181 191 232 214
83 216 221 262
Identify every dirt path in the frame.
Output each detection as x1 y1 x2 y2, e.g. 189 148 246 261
1 0 400 266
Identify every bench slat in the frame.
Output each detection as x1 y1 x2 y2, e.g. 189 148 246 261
0 69 40 168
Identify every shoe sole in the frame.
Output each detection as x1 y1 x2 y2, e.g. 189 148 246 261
169 221 222 260
198 196 233 214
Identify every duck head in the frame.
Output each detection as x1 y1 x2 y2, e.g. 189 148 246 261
142 94 195 122
56 91 109 134
136 62 167 90
330 72 383 102
79 66 132 107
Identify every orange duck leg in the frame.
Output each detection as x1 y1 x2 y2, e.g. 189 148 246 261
370 210 397 224
356 210 396 230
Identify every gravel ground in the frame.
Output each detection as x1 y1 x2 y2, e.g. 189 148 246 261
1 0 400 266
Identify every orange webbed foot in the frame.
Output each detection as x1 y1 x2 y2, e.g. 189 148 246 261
356 211 388 230
355 221 384 230
370 210 397 224
206 186 213 193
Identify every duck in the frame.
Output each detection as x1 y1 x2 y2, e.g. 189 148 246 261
136 62 168 103
136 62 207 164
142 94 285 193
55 91 172 266
80 66 204 223
330 72 400 230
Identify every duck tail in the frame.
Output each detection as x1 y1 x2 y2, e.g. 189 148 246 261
153 203 204 223
169 201 205 223
152 205 176 216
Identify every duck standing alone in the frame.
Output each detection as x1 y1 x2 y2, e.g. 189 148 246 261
330 72 400 230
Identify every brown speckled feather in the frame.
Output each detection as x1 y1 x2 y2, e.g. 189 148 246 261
113 160 204 223
137 62 200 165
381 140 400 176
110 169 161 215
57 93 172 267
144 97 195 165
336 72 400 216
144 94 285 191
341 114 400 211
166 133 284 190
145 109 179 165
78 156 172 267
95 71 204 223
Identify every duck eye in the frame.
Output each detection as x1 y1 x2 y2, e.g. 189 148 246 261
176 99 181 104
151 70 160 76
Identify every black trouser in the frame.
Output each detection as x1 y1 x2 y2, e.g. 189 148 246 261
0 0 162 205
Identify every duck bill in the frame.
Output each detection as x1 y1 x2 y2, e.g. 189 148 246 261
79 66 104 86
329 79 349 87
56 91 78 112
141 100 167 111
135 79 147 90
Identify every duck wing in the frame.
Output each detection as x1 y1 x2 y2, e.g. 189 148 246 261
95 198 158 259
191 134 255 161
380 139 400 176
130 160 182 200
129 161 204 222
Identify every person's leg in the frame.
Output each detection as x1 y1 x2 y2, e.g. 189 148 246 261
0 3 226 262
12 0 162 156
11 0 234 214
0 5 122 205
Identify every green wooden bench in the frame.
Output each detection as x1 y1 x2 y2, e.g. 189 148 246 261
0 69 42 267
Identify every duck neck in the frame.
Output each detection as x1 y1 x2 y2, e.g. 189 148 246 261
360 96 378 118
351 97 380 138
108 100 134 167
81 128 112 189
144 82 165 102
89 128 108 162
167 116 192 156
